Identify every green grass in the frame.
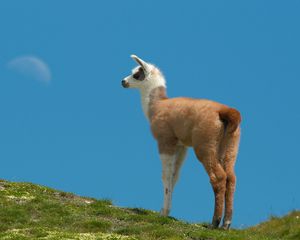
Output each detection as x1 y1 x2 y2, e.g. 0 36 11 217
0 179 299 240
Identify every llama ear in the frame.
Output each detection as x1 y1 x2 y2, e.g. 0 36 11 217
131 54 150 72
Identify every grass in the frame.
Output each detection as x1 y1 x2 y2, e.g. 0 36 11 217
0 179 299 240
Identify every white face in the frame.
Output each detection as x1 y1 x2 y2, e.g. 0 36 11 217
122 55 166 91
122 66 149 89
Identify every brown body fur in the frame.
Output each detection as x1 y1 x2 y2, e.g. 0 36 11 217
149 87 241 229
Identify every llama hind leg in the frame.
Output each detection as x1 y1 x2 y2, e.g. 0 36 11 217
222 131 240 229
209 163 227 228
194 147 227 228
222 166 236 229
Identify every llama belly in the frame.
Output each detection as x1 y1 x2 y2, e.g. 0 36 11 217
176 133 193 147
177 139 192 147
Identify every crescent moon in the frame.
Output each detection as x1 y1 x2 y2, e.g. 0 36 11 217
7 55 51 83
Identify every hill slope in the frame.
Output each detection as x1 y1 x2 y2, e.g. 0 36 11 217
0 179 299 240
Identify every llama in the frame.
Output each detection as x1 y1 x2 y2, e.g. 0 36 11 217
121 55 241 229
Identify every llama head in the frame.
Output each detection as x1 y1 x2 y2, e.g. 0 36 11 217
122 55 166 91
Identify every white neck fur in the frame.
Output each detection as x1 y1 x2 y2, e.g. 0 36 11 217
139 76 166 120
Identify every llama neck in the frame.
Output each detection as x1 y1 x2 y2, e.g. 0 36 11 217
140 86 167 120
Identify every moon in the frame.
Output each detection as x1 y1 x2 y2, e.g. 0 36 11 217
7 55 51 83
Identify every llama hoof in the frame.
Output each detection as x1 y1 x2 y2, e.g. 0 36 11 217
221 221 231 230
160 208 170 216
210 217 221 229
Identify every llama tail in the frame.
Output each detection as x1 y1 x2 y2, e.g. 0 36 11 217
218 107 241 163
219 108 241 134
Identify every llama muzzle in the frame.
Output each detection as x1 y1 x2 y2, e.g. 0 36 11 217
121 80 129 88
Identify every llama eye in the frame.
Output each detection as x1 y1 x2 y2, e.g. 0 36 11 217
132 67 145 81
133 72 140 79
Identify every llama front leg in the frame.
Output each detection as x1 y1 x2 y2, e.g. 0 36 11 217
160 145 187 216
172 145 188 186
160 153 176 216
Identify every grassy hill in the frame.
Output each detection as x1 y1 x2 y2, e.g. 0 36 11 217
0 179 299 240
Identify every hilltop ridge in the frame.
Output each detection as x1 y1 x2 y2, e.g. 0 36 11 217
0 179 299 240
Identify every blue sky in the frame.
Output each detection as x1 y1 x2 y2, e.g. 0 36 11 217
0 1 299 227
